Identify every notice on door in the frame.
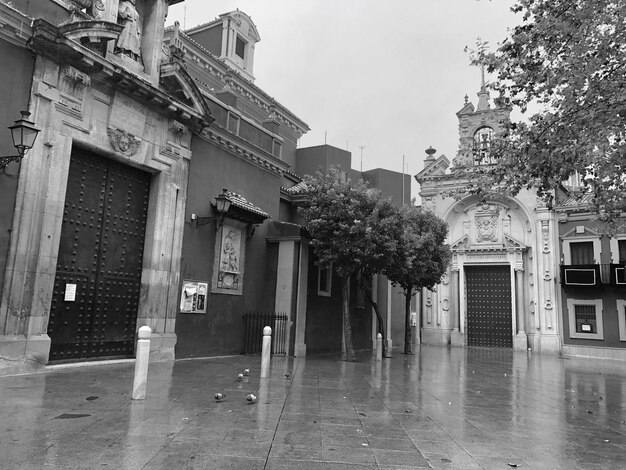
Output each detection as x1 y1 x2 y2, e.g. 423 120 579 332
64 283 77 302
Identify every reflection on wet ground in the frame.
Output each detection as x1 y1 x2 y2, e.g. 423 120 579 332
1 346 626 469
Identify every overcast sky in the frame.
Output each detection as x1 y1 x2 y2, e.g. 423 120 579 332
166 1 519 199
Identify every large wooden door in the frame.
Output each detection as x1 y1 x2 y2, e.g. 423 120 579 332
47 149 150 361
465 265 513 348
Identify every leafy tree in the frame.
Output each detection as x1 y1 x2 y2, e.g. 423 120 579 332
384 205 451 355
470 0 626 225
298 169 399 361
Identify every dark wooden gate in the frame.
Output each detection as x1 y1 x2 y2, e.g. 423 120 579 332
47 148 150 361
465 265 513 348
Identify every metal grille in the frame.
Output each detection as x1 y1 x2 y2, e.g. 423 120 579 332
574 304 597 333
466 265 513 348
242 311 288 355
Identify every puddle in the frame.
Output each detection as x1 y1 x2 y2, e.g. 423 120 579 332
54 413 92 420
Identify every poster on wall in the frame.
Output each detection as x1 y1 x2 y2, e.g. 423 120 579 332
179 280 208 313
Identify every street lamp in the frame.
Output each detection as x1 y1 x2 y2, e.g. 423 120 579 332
1 111 40 170
191 188 232 230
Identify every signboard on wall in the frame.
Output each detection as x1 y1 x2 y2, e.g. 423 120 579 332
180 280 208 313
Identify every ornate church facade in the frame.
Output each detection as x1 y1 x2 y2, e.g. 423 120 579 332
416 83 561 355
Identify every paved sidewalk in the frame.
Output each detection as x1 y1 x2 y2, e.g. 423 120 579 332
1 346 626 470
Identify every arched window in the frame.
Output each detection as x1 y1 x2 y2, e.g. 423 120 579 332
473 127 495 165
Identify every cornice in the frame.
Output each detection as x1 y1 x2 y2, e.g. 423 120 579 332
199 126 289 177
0 2 33 48
28 19 211 131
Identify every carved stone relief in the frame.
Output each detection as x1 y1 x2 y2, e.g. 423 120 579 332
58 65 91 116
108 127 140 156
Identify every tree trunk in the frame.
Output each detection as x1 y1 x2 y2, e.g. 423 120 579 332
341 275 356 361
404 287 413 355
362 281 386 357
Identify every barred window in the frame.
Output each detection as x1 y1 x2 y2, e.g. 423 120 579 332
567 298 603 340
574 304 596 334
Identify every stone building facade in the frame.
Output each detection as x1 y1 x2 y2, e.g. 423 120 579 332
0 2 412 374
415 83 561 355
0 0 212 374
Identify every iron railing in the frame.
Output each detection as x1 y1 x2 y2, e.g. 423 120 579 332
560 264 626 286
242 311 288 355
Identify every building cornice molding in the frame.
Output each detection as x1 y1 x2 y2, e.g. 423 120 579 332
0 2 33 48
28 18 212 132
198 126 289 177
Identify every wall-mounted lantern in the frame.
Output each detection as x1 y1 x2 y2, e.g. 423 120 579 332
1 111 40 170
191 188 232 230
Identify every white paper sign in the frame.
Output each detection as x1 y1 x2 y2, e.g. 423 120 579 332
64 283 77 302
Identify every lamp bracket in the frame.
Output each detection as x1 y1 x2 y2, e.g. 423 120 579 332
192 213 226 231
0 155 22 170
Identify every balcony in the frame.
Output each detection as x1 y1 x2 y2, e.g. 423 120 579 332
560 264 626 287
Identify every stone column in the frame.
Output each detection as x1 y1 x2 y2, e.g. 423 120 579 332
513 268 528 350
275 240 297 355
141 0 169 85
537 214 561 354
385 279 392 357
293 241 309 357
450 269 463 346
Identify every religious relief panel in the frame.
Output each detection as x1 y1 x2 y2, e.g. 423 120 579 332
212 223 246 295
473 203 501 244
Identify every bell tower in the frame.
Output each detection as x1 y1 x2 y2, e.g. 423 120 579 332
451 65 510 169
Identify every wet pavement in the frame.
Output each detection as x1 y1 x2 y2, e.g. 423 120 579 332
1 346 626 470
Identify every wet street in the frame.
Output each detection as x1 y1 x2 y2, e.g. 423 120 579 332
1 346 626 469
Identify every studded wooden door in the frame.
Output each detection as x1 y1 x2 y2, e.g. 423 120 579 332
465 265 513 348
47 149 150 361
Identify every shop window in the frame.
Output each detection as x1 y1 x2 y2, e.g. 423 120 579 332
318 264 332 297
567 298 603 340
617 300 626 341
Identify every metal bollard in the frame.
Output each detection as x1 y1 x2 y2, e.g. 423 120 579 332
132 326 151 400
376 333 383 362
260 326 272 378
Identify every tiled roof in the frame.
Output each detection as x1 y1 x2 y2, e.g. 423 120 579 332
281 181 309 195
224 191 269 219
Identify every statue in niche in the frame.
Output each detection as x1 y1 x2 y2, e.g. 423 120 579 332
116 0 142 61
